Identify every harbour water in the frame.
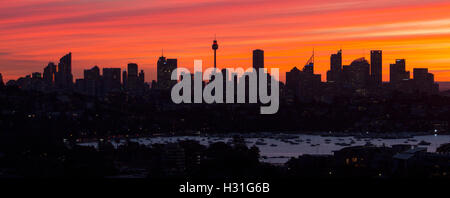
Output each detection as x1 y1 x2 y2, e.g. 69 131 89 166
78 133 450 164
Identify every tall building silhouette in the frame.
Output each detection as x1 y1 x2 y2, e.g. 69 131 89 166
55 53 73 90
413 68 431 81
103 68 121 93
326 49 342 83
286 64 321 102
127 63 138 90
252 49 265 99
390 59 410 84
331 49 342 71
43 62 56 86
253 49 264 71
212 38 219 69
413 68 439 94
0 73 4 87
370 50 382 86
157 55 177 90
122 70 127 89
286 52 321 101
83 66 101 96
139 70 145 84
343 57 370 89
138 69 146 93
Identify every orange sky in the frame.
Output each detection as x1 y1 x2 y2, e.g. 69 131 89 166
1 0 450 82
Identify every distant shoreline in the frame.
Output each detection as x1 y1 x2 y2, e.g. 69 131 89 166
75 130 446 144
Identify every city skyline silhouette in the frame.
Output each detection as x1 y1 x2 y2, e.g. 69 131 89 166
0 45 448 86
1 0 450 82
3 0 450 189
0 40 441 102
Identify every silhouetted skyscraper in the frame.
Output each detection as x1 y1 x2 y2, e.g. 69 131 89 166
253 49 264 71
330 49 342 71
55 53 73 90
139 70 145 84
157 55 177 90
138 69 146 93
84 66 101 96
122 70 127 88
370 50 382 86
103 68 121 93
127 63 139 90
344 57 370 89
413 68 431 82
286 65 321 102
286 67 301 90
0 73 3 87
390 59 410 84
252 49 264 98
43 62 56 86
413 68 439 94
327 49 342 83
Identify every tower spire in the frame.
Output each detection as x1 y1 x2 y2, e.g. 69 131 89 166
212 35 219 69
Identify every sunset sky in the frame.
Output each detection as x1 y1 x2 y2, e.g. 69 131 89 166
1 0 450 82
